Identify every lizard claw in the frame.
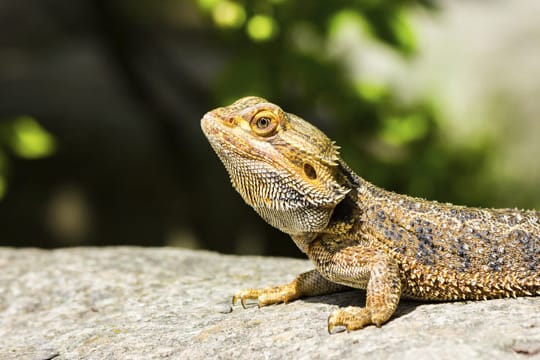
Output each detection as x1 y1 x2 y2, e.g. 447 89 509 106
327 307 374 333
327 314 347 334
232 285 300 309
327 320 336 334
232 289 263 308
232 293 251 308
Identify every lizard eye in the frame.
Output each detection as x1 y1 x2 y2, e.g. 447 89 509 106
257 117 271 129
251 111 278 136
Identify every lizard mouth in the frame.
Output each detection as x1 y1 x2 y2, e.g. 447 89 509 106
200 111 224 142
202 111 241 150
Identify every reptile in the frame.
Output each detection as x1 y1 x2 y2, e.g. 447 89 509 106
201 96 540 332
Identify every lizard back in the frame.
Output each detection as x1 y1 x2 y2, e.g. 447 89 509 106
348 174 540 300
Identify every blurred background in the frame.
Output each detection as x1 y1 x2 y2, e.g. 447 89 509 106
0 0 539 257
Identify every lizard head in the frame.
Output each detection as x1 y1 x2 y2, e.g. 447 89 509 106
201 96 349 236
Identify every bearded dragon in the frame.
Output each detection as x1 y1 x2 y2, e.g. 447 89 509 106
201 96 540 332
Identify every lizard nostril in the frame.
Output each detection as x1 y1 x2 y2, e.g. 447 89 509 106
303 163 317 180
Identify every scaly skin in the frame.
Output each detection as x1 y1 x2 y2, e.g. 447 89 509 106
201 96 540 332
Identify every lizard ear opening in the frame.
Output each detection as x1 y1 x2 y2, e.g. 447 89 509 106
303 163 317 180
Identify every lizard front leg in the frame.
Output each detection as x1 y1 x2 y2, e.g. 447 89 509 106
232 269 349 308
310 241 402 332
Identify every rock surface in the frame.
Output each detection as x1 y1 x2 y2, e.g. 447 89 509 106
0 247 538 360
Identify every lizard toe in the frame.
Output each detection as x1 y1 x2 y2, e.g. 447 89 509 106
327 306 374 333
232 289 261 308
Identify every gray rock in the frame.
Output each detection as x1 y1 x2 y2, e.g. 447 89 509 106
0 247 538 360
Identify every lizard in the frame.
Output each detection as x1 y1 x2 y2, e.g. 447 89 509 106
201 96 540 332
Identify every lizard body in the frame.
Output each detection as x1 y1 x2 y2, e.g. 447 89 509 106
201 96 540 332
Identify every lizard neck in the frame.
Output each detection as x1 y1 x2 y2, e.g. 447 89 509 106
325 160 369 235
294 159 369 245
287 159 368 253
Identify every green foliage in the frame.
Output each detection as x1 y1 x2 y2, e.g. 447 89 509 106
246 15 278 41
196 0 423 105
0 116 56 200
7 116 56 159
379 113 429 146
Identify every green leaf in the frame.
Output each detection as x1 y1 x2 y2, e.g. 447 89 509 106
212 0 246 28
379 113 428 146
328 9 374 41
10 116 57 159
247 15 278 42
390 10 416 54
